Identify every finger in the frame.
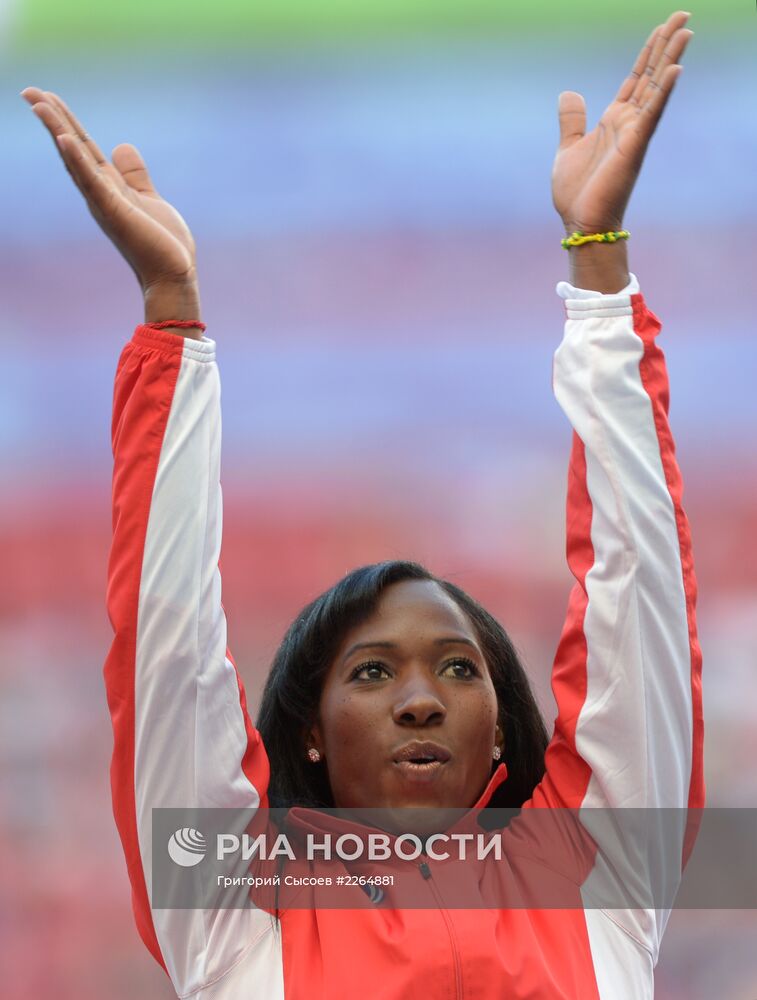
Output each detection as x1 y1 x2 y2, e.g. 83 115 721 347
653 26 693 88
633 26 692 131
43 91 135 199
557 91 587 150
55 132 122 220
631 11 690 106
21 86 46 106
29 99 82 162
112 143 158 195
615 26 659 103
22 88 74 160
43 90 108 167
28 99 115 207
637 63 684 145
28 94 99 180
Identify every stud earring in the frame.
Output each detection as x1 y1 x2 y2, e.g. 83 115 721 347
307 747 321 763
492 746 502 761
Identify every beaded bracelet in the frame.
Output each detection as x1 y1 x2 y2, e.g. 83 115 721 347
145 320 207 332
561 230 630 250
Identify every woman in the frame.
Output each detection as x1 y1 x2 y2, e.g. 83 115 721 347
23 9 703 998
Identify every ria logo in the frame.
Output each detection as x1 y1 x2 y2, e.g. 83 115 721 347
168 828 207 867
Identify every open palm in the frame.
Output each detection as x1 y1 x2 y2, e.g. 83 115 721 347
22 87 196 292
553 11 693 235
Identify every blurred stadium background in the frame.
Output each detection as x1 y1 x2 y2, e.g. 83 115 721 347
1 0 756 996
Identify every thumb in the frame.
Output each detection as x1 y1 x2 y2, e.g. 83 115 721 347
557 91 586 150
112 143 157 194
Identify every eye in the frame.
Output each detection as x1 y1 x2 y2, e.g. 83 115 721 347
349 660 392 682
440 656 480 679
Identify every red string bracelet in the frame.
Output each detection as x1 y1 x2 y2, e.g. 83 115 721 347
145 320 207 332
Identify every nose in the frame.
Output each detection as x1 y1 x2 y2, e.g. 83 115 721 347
392 674 446 727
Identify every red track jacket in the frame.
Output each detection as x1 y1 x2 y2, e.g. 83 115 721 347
104 280 704 999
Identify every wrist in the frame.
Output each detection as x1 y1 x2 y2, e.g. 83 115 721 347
561 215 624 238
566 240 630 295
143 276 202 334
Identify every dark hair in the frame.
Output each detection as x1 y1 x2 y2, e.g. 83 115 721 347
256 560 548 810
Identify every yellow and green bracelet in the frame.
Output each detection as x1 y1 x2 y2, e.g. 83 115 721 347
561 230 630 250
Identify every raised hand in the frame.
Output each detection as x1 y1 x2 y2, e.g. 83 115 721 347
22 87 200 323
552 11 693 237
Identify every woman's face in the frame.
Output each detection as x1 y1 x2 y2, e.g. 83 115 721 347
309 579 503 810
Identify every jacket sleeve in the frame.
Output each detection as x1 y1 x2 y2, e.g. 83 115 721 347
103 326 283 997
524 282 704 959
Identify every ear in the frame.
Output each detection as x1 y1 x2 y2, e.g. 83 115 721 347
305 722 324 761
495 723 505 756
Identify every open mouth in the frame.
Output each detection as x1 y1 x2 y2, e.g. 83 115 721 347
392 742 451 779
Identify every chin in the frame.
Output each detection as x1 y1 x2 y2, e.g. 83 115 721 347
365 794 465 837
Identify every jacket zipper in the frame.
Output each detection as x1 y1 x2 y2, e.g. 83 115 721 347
419 862 463 999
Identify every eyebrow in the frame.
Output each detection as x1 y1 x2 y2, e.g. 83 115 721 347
342 636 480 662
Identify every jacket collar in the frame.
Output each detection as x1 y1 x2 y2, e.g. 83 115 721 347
473 762 509 808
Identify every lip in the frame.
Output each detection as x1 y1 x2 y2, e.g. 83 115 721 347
393 759 447 783
392 741 452 765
